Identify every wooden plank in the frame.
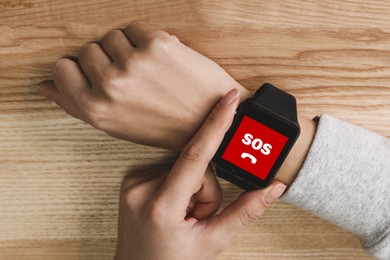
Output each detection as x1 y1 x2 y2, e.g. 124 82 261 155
1 0 388 259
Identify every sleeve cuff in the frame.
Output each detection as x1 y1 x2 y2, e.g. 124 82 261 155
282 114 390 259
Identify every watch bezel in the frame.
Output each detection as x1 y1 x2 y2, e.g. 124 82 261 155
213 100 300 190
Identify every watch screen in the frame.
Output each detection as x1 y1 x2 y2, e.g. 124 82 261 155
221 115 288 180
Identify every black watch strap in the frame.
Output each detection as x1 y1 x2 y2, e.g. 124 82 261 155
254 83 298 123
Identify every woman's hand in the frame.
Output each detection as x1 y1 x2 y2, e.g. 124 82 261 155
115 89 286 260
38 22 251 150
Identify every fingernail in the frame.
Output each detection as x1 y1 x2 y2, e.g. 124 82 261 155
218 89 240 106
264 183 287 205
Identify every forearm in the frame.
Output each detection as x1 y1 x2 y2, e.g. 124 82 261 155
275 115 317 187
282 114 390 259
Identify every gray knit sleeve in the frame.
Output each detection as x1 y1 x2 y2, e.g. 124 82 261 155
282 114 390 259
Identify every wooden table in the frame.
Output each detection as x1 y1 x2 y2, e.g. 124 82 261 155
1 0 389 259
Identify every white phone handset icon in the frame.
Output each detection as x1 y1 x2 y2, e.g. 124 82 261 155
241 152 257 164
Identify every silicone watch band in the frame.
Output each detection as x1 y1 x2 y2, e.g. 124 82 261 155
214 83 299 190
254 83 298 123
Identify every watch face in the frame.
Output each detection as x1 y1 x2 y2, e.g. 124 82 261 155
221 115 288 180
213 102 300 189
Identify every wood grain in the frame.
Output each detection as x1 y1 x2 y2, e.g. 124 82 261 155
1 0 389 259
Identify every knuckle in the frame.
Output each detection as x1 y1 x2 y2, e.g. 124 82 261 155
78 43 101 63
145 200 167 224
78 99 108 129
122 186 143 212
103 29 122 42
146 32 179 53
53 58 71 76
239 208 260 227
126 21 141 31
93 67 130 99
203 109 224 131
147 30 170 41
122 52 142 70
204 103 230 128
87 103 107 127
239 197 266 227
123 189 135 207
213 239 229 256
205 109 220 124
182 141 204 162
96 66 119 87
168 34 180 43
207 229 230 255
78 43 95 58
120 175 138 193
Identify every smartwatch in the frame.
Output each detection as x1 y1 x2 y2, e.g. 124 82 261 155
213 83 300 190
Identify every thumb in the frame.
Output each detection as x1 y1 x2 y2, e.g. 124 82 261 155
206 181 286 247
37 81 61 102
37 81 80 119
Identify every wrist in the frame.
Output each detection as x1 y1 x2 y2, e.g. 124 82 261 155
181 83 315 189
212 85 314 190
275 115 317 187
233 89 316 188
176 82 252 150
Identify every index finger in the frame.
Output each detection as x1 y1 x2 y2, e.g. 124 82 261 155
158 89 240 214
124 22 168 47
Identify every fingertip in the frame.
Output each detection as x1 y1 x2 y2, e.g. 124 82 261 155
205 88 239 129
37 81 60 100
263 181 287 205
218 88 240 107
37 80 55 90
